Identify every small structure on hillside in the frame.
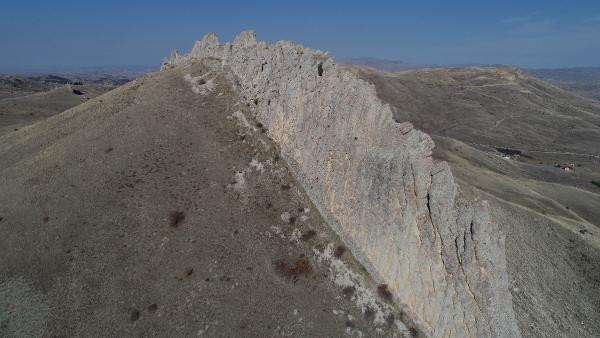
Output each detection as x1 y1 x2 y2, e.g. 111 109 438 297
496 147 521 160
554 163 575 172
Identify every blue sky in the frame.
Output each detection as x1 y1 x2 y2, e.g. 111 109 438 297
1 0 599 71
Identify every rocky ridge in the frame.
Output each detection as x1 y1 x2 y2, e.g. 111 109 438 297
162 31 521 337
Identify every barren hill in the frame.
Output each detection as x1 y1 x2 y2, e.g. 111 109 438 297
527 67 600 101
0 59 404 337
0 85 108 136
0 72 142 136
1 32 599 337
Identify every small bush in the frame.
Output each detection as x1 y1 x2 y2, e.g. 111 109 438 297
363 307 375 320
386 313 395 325
273 256 312 279
169 211 185 227
342 286 355 297
130 308 140 322
301 229 316 241
377 284 393 302
334 245 346 258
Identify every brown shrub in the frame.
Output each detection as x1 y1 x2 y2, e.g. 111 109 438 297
273 256 312 280
169 211 185 227
130 308 140 322
334 245 346 258
342 286 355 297
301 229 316 241
377 284 393 302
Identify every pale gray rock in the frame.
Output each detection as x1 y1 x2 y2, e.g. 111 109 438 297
163 31 521 337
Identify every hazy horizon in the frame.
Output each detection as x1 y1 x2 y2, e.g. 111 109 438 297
2 0 600 71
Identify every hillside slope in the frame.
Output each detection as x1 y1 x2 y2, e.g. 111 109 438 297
0 85 108 136
0 62 403 337
527 67 600 101
354 66 600 337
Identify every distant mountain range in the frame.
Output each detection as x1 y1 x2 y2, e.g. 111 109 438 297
338 57 510 72
526 67 600 101
340 57 600 101
336 57 421 72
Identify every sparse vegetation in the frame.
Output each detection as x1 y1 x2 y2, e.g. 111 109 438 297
386 313 395 325
169 211 185 227
273 256 312 280
341 286 355 297
334 245 346 258
301 229 316 240
377 284 393 302
130 308 140 322
591 180 600 188
363 307 375 320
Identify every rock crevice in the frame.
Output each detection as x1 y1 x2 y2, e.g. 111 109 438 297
162 31 520 337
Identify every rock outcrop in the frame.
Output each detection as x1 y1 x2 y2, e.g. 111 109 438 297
163 31 521 337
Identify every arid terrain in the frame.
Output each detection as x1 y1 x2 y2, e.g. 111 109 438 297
527 67 600 101
0 62 406 337
0 72 142 136
1 32 599 337
354 65 600 337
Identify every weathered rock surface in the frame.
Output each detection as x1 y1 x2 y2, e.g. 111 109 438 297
353 66 600 337
163 31 521 337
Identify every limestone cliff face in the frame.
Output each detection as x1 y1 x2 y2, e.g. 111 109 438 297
163 31 520 337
